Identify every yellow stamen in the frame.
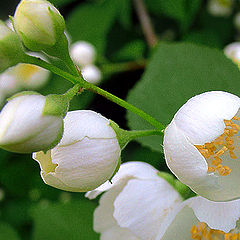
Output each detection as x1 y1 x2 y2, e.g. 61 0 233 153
191 222 239 240
195 115 240 177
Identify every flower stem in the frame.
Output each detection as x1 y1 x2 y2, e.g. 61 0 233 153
24 55 165 130
133 0 158 47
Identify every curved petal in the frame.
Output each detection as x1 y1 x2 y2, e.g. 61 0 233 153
156 203 198 240
58 111 116 146
113 178 182 240
94 181 138 240
85 161 160 199
101 226 139 240
174 91 240 145
189 196 240 232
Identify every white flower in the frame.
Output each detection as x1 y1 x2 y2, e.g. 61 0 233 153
14 0 65 51
224 42 240 67
33 110 121 192
156 196 240 240
86 161 182 240
70 41 96 67
163 91 240 201
207 0 233 17
82 65 102 85
0 93 64 153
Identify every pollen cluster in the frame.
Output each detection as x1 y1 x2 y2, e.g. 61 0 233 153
191 222 240 240
195 116 240 176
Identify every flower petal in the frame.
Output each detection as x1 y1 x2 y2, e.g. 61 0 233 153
156 203 198 240
174 91 240 145
113 178 182 240
189 196 240 232
85 161 160 199
58 110 116 146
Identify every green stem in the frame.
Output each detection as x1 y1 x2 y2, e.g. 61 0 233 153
24 55 165 130
109 120 163 149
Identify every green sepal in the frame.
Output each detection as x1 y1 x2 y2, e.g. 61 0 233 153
7 91 40 101
109 120 131 150
18 30 53 52
157 172 175 186
109 157 121 183
48 6 65 39
43 94 69 118
0 28 26 73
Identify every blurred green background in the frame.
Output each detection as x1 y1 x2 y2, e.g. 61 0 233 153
0 0 240 239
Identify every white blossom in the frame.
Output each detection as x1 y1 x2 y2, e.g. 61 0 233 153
157 196 240 240
86 161 182 240
163 91 240 201
33 110 121 192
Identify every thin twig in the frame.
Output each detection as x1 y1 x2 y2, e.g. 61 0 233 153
133 0 158 47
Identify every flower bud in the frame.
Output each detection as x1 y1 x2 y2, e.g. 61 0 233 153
0 21 26 73
207 0 233 17
234 12 240 31
14 52 50 89
82 65 102 85
14 0 65 52
224 42 240 67
70 41 96 67
0 92 68 153
33 110 121 192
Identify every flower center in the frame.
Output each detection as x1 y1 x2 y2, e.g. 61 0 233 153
191 222 240 240
195 116 240 176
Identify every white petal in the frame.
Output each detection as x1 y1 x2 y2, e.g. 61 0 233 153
156 203 198 240
40 137 120 191
0 95 61 145
174 91 240 145
85 161 160 199
94 180 139 240
58 110 116 146
189 196 240 232
101 226 139 240
94 181 127 232
113 178 182 240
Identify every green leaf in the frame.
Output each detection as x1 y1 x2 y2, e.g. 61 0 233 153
127 42 240 152
31 200 99 240
0 222 20 240
66 1 117 55
182 30 223 48
146 0 202 31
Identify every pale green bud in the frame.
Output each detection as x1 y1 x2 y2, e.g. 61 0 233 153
0 21 26 73
0 91 70 153
14 0 65 52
